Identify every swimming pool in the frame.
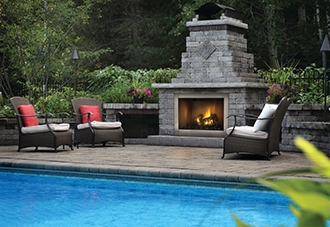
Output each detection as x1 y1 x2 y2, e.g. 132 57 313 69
0 170 297 227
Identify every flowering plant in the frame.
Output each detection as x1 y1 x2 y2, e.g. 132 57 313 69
266 84 285 103
126 86 152 99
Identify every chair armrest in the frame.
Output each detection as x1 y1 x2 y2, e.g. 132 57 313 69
226 114 259 125
116 111 123 122
225 114 260 136
73 112 94 123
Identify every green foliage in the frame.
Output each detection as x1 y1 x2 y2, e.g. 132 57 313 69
0 105 15 118
0 0 93 99
86 65 131 94
258 60 299 86
226 0 325 69
101 81 132 103
32 66 179 111
259 63 326 104
87 66 180 103
234 137 330 227
33 87 99 115
0 96 15 118
295 64 325 104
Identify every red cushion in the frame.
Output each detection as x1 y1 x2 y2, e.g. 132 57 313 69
18 104 39 127
79 105 102 123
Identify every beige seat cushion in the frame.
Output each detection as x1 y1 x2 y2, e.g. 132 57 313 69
77 121 122 130
226 126 268 139
21 123 70 134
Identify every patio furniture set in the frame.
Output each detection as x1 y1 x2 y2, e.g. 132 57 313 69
10 97 125 152
10 96 291 160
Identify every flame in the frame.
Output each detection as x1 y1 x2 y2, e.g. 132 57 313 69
203 108 211 119
203 119 214 125
194 107 217 126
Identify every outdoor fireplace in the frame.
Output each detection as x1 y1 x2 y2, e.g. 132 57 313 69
175 94 228 137
150 3 267 147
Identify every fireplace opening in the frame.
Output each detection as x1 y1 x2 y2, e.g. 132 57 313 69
179 98 224 130
174 94 228 137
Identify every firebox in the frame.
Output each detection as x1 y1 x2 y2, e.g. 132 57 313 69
174 94 228 137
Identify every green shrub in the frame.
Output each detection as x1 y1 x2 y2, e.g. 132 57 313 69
87 66 180 103
33 87 100 115
21 66 180 112
294 64 325 104
86 65 132 94
258 63 326 104
0 104 15 118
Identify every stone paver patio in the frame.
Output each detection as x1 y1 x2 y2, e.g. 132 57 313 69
0 144 325 184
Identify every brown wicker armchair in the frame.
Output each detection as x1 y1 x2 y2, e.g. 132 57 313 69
10 96 73 152
222 97 291 159
71 98 125 148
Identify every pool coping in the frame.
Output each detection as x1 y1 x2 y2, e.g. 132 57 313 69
1 157 329 190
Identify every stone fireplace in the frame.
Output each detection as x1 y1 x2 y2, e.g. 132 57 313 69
150 3 268 147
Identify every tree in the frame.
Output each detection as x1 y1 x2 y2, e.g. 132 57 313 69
227 0 329 69
78 0 186 70
0 0 91 99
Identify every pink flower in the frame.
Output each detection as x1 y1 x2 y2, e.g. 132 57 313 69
126 86 152 99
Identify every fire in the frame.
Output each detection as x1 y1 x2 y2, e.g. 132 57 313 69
203 108 211 119
195 107 217 126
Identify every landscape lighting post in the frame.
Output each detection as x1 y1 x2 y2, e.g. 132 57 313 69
321 35 330 121
71 46 79 96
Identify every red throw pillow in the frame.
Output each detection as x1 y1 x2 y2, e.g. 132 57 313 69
79 105 102 123
18 104 39 127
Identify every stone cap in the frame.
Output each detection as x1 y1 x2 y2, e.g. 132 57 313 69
103 103 159 110
187 14 248 30
152 82 267 89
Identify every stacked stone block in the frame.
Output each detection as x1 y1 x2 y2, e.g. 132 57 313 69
173 15 263 84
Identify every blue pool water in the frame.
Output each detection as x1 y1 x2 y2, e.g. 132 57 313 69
0 171 297 227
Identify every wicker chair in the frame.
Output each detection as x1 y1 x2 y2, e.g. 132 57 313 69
10 96 73 152
222 97 291 159
71 98 125 148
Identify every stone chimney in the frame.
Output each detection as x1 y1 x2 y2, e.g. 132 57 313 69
172 5 264 84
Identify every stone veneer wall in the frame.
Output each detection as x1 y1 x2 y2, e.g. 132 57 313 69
158 87 267 136
0 118 18 145
281 105 330 155
104 103 159 138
